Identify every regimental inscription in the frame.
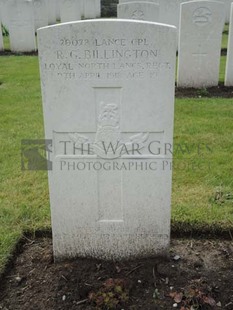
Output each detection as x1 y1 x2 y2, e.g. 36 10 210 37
42 37 171 80
192 7 212 26
131 10 145 20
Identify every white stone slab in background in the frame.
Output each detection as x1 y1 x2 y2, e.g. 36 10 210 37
117 1 159 22
224 0 232 22
60 0 81 23
48 0 57 24
118 0 182 28
225 3 233 85
0 0 9 28
95 0 101 17
34 0 48 31
80 0 84 17
8 0 36 52
177 1 225 88
118 0 158 2
159 0 183 28
38 19 176 260
0 14 3 51
56 0 62 21
84 0 96 18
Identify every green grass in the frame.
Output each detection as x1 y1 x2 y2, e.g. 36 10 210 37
0 53 233 272
0 56 50 270
3 36 10 50
172 98 233 231
220 55 226 82
222 23 229 49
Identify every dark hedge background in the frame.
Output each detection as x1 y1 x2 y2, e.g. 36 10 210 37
101 0 118 17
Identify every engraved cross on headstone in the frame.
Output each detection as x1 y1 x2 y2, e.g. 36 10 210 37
54 87 164 224
192 44 207 71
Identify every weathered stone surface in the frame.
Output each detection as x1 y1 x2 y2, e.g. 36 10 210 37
38 19 176 260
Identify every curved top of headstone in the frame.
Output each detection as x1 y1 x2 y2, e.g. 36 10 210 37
180 0 225 29
37 18 177 33
180 1 225 11
118 1 159 4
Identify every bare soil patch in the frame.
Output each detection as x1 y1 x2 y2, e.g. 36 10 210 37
0 238 233 310
175 84 233 99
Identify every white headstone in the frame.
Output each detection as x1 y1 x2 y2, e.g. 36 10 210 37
34 0 48 31
224 0 232 22
8 0 36 52
60 0 81 23
84 0 96 19
177 1 225 88
80 0 84 17
225 3 233 86
95 0 101 17
38 19 176 260
0 15 3 51
118 0 158 2
0 0 9 28
158 0 182 28
118 0 181 28
117 1 159 23
48 0 57 24
56 0 61 20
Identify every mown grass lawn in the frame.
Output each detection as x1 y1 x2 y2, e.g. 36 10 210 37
0 52 233 272
222 23 229 50
172 98 233 232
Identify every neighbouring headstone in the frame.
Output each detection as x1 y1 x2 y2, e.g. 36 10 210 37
60 0 81 23
158 0 183 28
34 0 48 31
118 0 181 28
8 0 36 52
80 0 84 17
118 0 158 2
118 0 158 4
38 19 176 260
0 15 3 51
48 0 57 24
95 0 101 17
0 0 9 28
225 3 233 86
117 1 159 22
84 0 96 18
177 1 225 88
224 0 232 23
56 0 61 21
